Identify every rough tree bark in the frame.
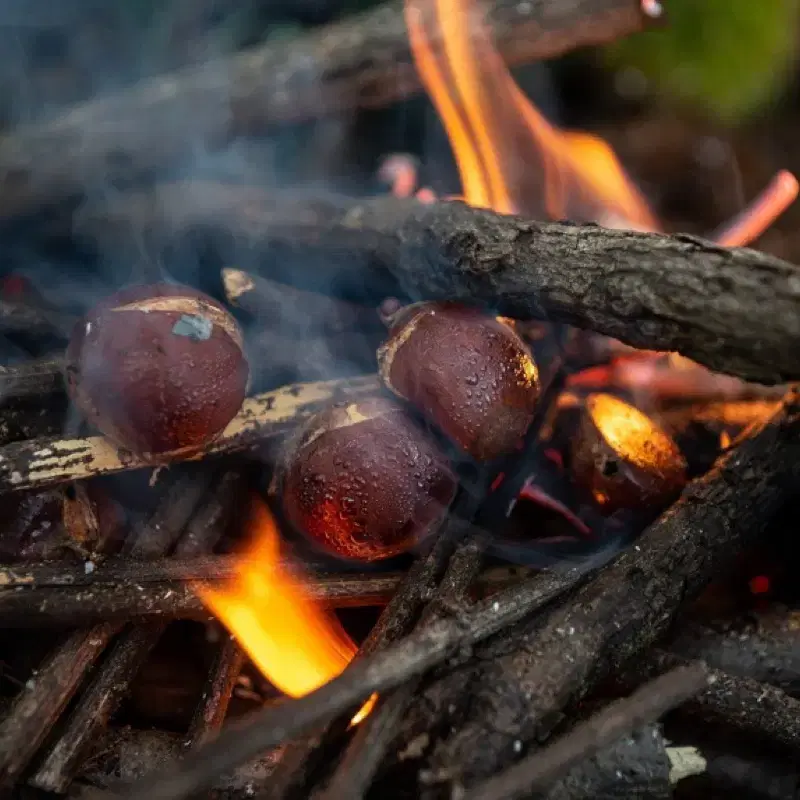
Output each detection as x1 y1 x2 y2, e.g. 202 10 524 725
80 186 800 384
0 0 651 220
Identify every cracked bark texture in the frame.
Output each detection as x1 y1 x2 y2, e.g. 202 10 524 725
398 390 800 787
0 0 648 220
81 187 800 385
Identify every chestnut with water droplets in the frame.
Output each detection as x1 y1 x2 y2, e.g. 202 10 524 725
66 283 249 458
279 396 457 562
570 393 687 515
377 303 540 461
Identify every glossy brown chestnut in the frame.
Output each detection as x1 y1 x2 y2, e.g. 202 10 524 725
280 396 457 561
66 283 249 457
571 393 688 515
376 303 540 461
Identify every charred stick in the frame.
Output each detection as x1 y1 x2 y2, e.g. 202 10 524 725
115 568 586 800
28 469 237 793
666 615 800 695
223 269 382 337
0 356 64 401
619 650 800 755
419 389 800 785
84 188 800 384
0 300 76 340
0 571 407 627
79 724 676 800
463 664 709 800
0 0 653 221
0 623 121 786
29 624 164 794
320 536 486 800
185 634 247 748
0 374 379 494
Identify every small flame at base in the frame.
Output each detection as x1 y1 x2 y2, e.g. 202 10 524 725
195 496 372 721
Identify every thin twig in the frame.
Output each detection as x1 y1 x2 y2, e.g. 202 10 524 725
463 664 709 800
0 624 121 786
112 568 585 800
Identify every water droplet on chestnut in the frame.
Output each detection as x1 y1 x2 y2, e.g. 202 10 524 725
65 282 249 458
279 395 457 562
377 302 540 461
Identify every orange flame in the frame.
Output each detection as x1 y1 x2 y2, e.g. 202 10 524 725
196 496 371 713
404 0 659 228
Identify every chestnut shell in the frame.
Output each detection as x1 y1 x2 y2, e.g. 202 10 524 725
571 393 687 515
377 303 540 461
66 283 249 457
281 396 457 561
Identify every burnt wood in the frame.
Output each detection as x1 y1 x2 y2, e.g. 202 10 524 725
81 186 800 384
405 390 800 786
0 0 651 221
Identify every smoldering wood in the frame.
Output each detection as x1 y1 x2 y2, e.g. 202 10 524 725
185 635 246 748
320 536 486 800
0 623 122 786
115 568 586 800
620 650 800 756
0 0 652 221
0 356 64 402
412 390 800 786
0 300 76 340
79 186 800 384
462 664 708 800
27 466 237 794
666 614 800 695
223 269 384 337
0 401 65 445
29 624 164 794
77 724 675 800
0 374 379 494
263 491 488 799
0 571 406 627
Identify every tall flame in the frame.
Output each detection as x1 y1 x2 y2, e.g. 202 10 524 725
196 496 358 700
405 0 659 228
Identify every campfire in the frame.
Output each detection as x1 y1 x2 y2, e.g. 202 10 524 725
0 1 798 798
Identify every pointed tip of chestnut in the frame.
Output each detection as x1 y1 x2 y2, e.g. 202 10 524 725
571 393 688 515
280 395 457 562
377 303 540 461
66 282 249 458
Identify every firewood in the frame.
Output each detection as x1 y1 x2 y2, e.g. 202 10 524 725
0 0 654 221
80 186 800 384
463 664 709 800
411 390 800 786
0 374 379 494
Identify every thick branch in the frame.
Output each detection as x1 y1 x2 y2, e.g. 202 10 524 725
0 0 650 220
82 188 800 384
419 390 800 784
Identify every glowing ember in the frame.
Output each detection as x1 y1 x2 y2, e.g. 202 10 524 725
586 394 683 474
711 170 799 248
404 0 658 227
196 496 371 716
571 394 687 514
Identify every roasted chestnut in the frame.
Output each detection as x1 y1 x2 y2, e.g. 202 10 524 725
66 283 249 457
570 393 687 515
377 303 539 460
279 396 457 561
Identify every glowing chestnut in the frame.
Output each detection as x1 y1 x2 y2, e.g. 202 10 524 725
280 396 457 561
570 393 687 515
376 303 540 461
66 283 248 457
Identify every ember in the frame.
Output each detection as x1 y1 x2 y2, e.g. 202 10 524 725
0 0 797 798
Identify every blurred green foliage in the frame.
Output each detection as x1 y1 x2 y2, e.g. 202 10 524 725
607 0 800 124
